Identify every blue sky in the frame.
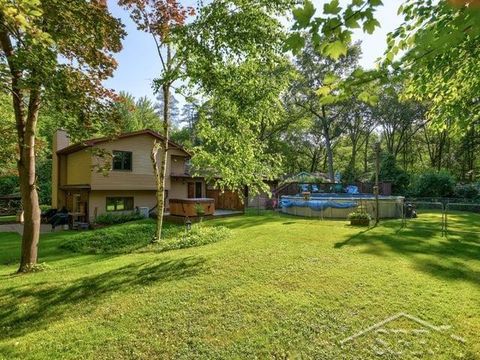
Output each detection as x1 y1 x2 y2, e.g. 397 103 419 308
104 0 402 105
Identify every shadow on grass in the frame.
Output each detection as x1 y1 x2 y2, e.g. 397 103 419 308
0 231 104 267
0 256 206 341
216 211 353 230
213 212 288 229
334 215 480 286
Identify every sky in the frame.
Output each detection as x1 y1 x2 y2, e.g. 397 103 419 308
104 0 403 106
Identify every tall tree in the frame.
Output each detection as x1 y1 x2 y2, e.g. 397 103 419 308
291 41 362 182
0 0 124 272
386 0 480 132
372 83 426 158
288 1 480 133
115 92 160 132
155 91 180 128
342 99 375 182
119 0 195 241
0 92 16 176
180 0 295 196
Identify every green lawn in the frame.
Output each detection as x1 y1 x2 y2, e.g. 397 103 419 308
0 212 479 359
0 215 16 223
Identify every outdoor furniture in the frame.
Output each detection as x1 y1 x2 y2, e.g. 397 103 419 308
41 208 58 223
72 221 89 230
50 211 69 229
299 184 309 192
68 212 87 228
346 185 359 194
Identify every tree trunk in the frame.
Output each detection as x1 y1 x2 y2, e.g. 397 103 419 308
324 133 334 182
18 89 41 272
1 27 42 272
349 142 357 180
321 107 335 182
310 150 317 173
364 132 369 173
151 83 170 242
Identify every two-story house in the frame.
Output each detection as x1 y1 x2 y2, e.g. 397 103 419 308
51 129 207 222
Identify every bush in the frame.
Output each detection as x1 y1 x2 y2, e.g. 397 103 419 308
378 153 410 195
454 183 480 199
194 203 205 216
408 170 456 198
36 158 52 205
39 204 51 213
95 211 145 225
60 220 232 254
157 225 232 252
0 175 19 196
60 220 155 254
347 212 372 220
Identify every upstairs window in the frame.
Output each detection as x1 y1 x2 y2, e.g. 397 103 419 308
112 151 132 171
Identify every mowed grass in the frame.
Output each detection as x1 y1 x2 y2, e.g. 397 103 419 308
0 212 479 359
0 215 16 223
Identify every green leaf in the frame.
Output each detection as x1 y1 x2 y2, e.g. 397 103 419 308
352 0 364 6
344 7 360 29
285 33 305 54
293 0 315 28
319 94 338 105
363 18 380 34
345 16 360 29
323 0 341 15
369 0 383 6
324 40 348 60
29 9 43 17
351 68 365 79
323 73 339 85
317 86 331 96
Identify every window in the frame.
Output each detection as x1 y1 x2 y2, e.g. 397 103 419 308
106 197 134 212
112 151 132 171
195 182 202 198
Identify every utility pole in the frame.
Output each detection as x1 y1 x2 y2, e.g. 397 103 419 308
374 142 381 225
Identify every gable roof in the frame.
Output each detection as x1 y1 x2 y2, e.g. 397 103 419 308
57 129 190 156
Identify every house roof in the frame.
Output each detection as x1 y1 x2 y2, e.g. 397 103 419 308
57 129 191 156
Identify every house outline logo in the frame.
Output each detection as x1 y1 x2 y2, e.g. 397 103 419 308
340 312 466 346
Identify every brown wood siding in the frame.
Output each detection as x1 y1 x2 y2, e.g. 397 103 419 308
90 134 189 191
206 189 244 211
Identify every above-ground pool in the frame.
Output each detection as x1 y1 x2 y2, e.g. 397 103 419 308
280 194 404 219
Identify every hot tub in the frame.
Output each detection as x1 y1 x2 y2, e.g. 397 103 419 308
169 198 215 217
280 194 404 219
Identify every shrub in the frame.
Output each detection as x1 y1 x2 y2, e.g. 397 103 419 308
347 212 372 220
157 225 232 252
95 211 145 225
194 203 205 217
378 153 410 194
0 175 19 196
60 220 155 254
454 183 480 199
408 170 455 198
60 220 232 255
39 204 51 213
36 158 52 205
